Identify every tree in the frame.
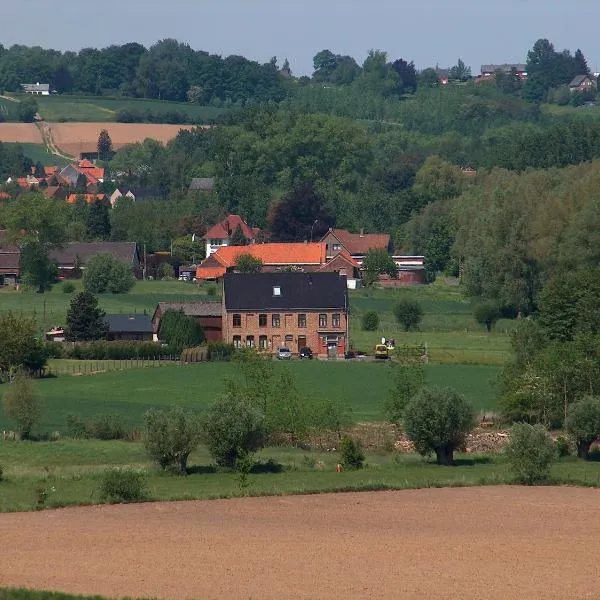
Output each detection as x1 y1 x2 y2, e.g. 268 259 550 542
85 198 111 240
202 391 267 468
18 97 38 122
361 310 379 331
2 373 40 440
504 423 556 484
392 58 418 93
234 253 263 273
229 224 248 246
83 253 135 294
339 437 365 470
449 59 471 82
65 290 108 341
474 301 501 333
268 182 331 242
19 241 58 293
418 68 440 88
385 355 426 427
143 407 202 473
157 309 205 351
157 263 175 279
97 129 113 161
574 48 590 75
403 387 474 465
393 299 423 331
565 396 600 459
171 235 205 264
361 248 397 286
0 312 46 375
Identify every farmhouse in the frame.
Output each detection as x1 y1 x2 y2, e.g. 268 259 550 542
480 64 528 79
222 272 349 358
152 301 222 342
106 314 153 341
21 82 50 95
203 214 261 257
320 228 390 265
569 75 597 93
0 230 20 285
49 242 140 278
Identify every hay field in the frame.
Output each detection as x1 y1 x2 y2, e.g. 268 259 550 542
0 123 43 144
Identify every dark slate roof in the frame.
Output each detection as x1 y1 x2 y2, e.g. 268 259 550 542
569 75 592 87
189 177 215 191
106 314 153 333
154 301 222 319
224 272 347 311
49 242 138 266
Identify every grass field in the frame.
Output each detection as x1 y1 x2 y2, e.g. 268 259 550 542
2 142 70 166
0 361 500 433
33 96 228 123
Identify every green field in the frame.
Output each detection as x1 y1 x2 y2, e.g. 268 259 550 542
2 142 70 167
0 96 19 121
32 95 228 123
0 361 500 434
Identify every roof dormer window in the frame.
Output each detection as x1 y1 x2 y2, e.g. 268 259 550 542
273 286 281 296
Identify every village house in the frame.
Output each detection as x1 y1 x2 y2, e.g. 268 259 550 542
21 82 50 95
106 314 153 341
0 230 20 285
203 214 261 257
479 64 528 80
59 160 105 192
109 186 168 206
152 300 222 342
569 75 597 93
320 228 390 265
222 272 349 358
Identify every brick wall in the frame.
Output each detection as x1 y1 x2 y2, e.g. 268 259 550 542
223 310 348 357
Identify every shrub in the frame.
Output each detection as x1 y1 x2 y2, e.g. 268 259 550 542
158 309 205 351
158 263 175 280
100 468 148 503
143 407 202 473
206 285 217 296
555 436 571 458
504 423 556 484
2 373 41 440
66 340 178 360
361 310 379 331
474 301 501 332
207 341 235 361
202 392 267 469
564 395 600 459
66 414 88 438
83 253 135 294
403 386 474 465
66 413 129 440
62 281 76 294
340 437 365 470
393 299 423 332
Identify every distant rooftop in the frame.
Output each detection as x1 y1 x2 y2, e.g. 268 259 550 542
21 82 50 92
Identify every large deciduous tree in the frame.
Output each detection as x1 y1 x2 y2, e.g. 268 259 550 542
361 248 397 286
0 312 46 375
83 253 135 294
157 309 205 351
565 396 600 459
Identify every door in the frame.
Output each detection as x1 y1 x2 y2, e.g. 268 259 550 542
327 343 338 359
298 335 307 353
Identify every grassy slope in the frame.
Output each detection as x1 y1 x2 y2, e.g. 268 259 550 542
34 96 227 123
2 142 71 166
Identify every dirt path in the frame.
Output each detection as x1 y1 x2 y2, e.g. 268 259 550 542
36 121 76 161
2 486 600 600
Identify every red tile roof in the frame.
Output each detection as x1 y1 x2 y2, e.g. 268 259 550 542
67 193 107 205
204 215 258 241
326 228 390 255
196 243 327 279
0 192 11 200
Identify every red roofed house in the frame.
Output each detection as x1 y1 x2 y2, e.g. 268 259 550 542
59 160 105 192
203 215 260 257
67 193 107 205
320 228 391 266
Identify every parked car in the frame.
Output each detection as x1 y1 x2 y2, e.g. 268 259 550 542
277 347 292 360
299 347 313 359
374 344 389 360
344 350 356 360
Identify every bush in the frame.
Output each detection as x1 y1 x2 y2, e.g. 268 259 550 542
100 468 148 503
564 395 600 459
504 423 556 484
83 253 135 294
403 386 474 465
2 373 40 440
62 281 76 294
206 285 217 296
207 341 235 361
158 309 205 351
143 407 202 473
66 413 128 440
474 301 501 332
66 341 178 360
361 311 380 331
202 392 267 469
339 437 365 470
555 436 571 458
393 299 423 331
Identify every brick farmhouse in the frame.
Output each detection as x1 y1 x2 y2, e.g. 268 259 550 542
222 272 349 358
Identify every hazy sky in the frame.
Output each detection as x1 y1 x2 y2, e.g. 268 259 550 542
3 0 600 75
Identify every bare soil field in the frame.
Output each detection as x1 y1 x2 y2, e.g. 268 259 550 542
2 486 600 600
49 122 197 154
0 123 43 144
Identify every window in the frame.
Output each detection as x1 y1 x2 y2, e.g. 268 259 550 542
333 243 341 252
233 335 242 348
259 335 268 349
332 313 341 328
285 335 293 344
298 314 307 328
246 335 255 348
273 286 281 296
233 314 241 328
319 314 327 328
259 314 267 327
272 314 280 328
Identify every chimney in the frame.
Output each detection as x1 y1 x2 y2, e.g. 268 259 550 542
359 228 364 237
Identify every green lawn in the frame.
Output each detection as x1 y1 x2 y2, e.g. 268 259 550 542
3 142 70 167
34 95 228 123
0 96 20 121
0 361 500 433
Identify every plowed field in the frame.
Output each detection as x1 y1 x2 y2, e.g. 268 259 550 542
49 122 197 154
0 123 43 144
2 486 600 599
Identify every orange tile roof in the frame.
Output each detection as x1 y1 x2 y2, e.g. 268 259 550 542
326 228 390 255
79 159 95 168
67 193 107 205
195 243 327 279
0 192 11 200
204 215 258 240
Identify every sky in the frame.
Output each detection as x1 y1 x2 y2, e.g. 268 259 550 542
2 0 600 75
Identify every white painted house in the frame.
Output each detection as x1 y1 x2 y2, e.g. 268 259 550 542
21 83 50 95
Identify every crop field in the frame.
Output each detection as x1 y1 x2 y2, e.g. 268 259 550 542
0 361 500 433
0 123 43 144
34 95 228 123
49 122 198 155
